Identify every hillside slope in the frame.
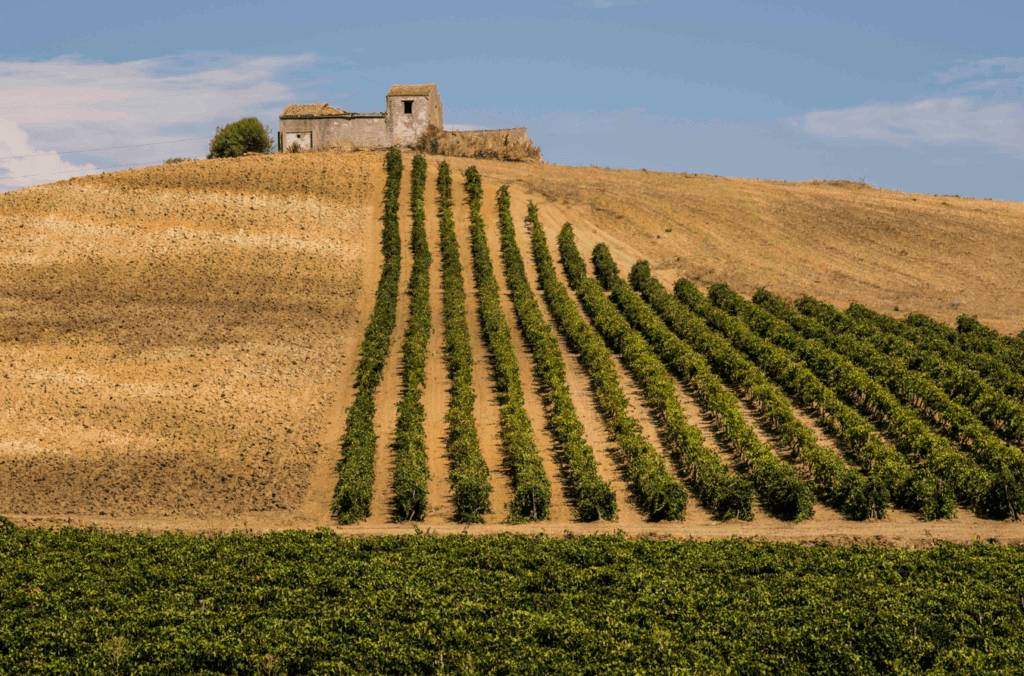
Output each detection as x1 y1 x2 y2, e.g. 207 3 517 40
442 158 1024 335
1 151 1022 542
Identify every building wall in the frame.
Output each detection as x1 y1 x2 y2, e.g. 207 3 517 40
386 94 432 146
279 87 443 149
279 115 389 150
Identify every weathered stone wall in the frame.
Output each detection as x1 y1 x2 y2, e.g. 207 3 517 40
280 85 443 150
386 95 433 147
448 127 531 145
279 115 389 150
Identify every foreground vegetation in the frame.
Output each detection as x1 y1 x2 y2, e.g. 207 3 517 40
1 523 1022 675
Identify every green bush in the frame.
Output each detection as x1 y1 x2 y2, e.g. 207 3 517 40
207 117 274 158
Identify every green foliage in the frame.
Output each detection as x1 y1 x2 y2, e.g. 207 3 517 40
619 258 881 519
667 276 951 520
529 210 686 520
585 243 811 521
845 304 1024 447
332 149 403 523
465 167 551 520
582 248 763 520
3 528 1024 674
496 189 617 521
436 162 492 522
206 117 273 158
391 155 432 520
711 285 1013 519
563 228 766 519
789 295 1024 520
955 314 1024 376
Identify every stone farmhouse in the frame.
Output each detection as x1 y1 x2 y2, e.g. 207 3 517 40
278 84 442 152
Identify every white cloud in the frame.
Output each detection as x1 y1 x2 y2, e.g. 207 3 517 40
802 97 1024 151
0 53 316 190
798 57 1024 155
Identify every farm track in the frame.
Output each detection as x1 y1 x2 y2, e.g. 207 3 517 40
4 150 1023 542
478 180 574 523
421 163 456 524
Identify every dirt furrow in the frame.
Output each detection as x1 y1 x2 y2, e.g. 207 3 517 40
479 179 574 523
505 191 645 527
369 163 415 524
531 206 715 523
422 162 456 524
450 172 512 524
299 166 387 525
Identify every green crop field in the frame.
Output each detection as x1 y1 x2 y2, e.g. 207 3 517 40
2 523 1023 674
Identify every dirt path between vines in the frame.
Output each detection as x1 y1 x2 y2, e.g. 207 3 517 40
479 177 575 523
450 173 513 524
506 191 646 528
422 163 456 524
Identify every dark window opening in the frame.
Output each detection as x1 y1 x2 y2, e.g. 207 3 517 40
403 100 413 114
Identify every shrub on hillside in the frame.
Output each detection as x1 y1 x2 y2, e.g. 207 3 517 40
207 118 274 159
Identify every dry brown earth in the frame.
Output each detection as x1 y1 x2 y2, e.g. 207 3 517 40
2 150 1023 545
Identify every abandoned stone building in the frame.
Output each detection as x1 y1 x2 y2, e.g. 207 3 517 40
278 84 442 151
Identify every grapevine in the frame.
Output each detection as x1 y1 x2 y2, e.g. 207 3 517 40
465 167 551 520
436 161 492 522
332 149 404 523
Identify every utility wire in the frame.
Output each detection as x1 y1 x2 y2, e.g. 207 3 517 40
2 163 145 181
0 136 208 161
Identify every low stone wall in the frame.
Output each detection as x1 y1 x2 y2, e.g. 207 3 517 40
448 127 531 145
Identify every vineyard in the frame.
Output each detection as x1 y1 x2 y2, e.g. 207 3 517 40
2 150 1024 542
3 150 1024 672
314 153 1024 532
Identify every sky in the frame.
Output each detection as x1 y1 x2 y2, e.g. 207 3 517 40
1 1 1022 199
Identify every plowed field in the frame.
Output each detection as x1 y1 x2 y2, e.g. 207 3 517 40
3 151 1023 545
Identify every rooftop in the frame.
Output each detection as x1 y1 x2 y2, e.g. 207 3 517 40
386 84 437 98
280 103 348 117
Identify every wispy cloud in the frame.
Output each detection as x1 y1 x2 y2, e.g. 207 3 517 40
798 57 1024 154
0 53 315 190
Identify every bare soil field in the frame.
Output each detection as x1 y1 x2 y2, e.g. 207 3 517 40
3 151 1023 544
1 153 383 529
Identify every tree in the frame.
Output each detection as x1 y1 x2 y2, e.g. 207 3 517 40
207 117 274 159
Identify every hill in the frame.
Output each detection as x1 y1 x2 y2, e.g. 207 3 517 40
1 151 1022 544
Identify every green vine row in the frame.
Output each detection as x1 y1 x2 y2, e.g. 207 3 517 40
332 148 403 523
562 224 763 519
841 304 1024 446
527 208 687 520
621 259 884 519
666 277 954 520
721 287 1017 519
390 154 432 520
496 190 617 521
584 243 812 521
788 295 1024 518
436 161 492 523
465 167 551 520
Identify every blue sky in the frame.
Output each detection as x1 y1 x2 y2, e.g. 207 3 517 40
1 1 1022 199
